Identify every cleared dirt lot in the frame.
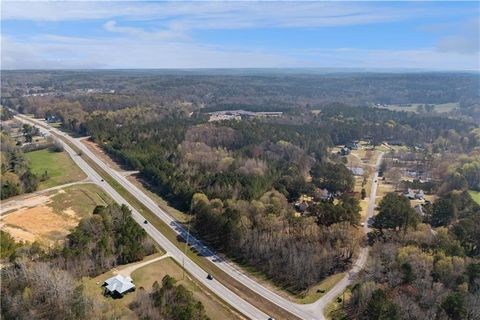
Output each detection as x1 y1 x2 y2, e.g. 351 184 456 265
1 183 111 245
2 203 78 244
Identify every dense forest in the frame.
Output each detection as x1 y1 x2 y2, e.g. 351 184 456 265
1 124 39 199
4 71 480 292
2 70 479 108
2 71 479 315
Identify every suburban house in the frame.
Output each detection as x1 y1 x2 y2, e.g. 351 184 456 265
103 274 135 297
349 167 365 176
415 189 425 200
46 115 59 123
414 204 425 217
316 188 333 201
404 188 425 200
346 141 360 150
339 146 350 156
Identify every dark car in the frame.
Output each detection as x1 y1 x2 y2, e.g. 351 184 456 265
207 274 213 280
101 179 104 182
144 220 148 224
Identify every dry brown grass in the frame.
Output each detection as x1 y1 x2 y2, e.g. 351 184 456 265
81 138 123 171
1 184 111 245
1 204 78 244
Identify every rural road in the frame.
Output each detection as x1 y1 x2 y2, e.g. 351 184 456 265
116 253 172 277
14 113 384 320
308 152 384 317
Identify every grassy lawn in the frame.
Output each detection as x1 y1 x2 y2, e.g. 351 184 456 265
376 102 458 114
49 183 113 218
82 255 240 320
324 288 351 320
375 144 391 152
26 149 86 189
469 190 480 205
375 180 395 205
295 272 346 304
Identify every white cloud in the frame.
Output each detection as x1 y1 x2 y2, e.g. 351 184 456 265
2 34 478 70
103 20 190 41
436 18 479 55
2 2 478 70
1 35 298 69
1 1 445 29
437 36 479 55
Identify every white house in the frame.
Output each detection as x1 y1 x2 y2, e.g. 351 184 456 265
103 274 135 297
349 167 364 176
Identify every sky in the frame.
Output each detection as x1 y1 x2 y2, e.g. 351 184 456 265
1 1 479 70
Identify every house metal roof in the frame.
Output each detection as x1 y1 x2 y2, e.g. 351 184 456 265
104 274 134 294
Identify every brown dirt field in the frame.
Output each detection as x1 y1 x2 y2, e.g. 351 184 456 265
1 184 110 245
1 193 52 214
1 204 79 244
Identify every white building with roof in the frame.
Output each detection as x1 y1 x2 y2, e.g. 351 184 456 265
103 274 135 297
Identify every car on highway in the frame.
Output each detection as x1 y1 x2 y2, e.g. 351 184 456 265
144 220 148 224
207 274 213 280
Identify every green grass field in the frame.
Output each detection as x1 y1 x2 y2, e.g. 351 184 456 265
376 102 458 114
324 287 351 320
469 190 480 205
49 183 113 218
296 272 346 304
26 149 86 189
